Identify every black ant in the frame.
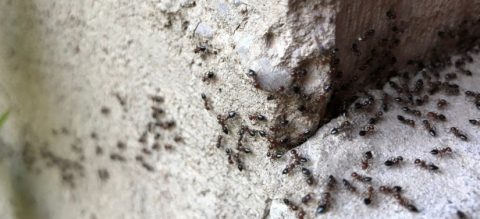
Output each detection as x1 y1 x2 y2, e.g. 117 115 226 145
359 124 375 136
297 208 306 219
248 114 267 121
216 136 223 148
469 119 479 125
422 120 436 137
342 179 357 193
430 147 452 156
402 107 422 117
225 149 234 165
393 193 419 212
457 210 468 219
460 69 472 76
427 112 447 122
150 95 165 103
217 115 229 134
330 121 352 135
381 93 390 112
364 186 374 205
351 172 372 183
281 150 308 174
379 185 402 194
397 115 415 127
110 153 126 162
450 127 468 141
316 175 337 214
283 198 299 211
414 158 439 171
384 156 403 166
442 82 460 95
445 73 457 80
316 192 331 214
201 93 211 110
306 175 315 185
227 111 236 119
301 193 312 204
437 99 448 109
380 186 418 212
415 95 429 106
361 151 373 170
202 71 215 82
246 69 261 88
233 153 244 171
413 79 424 93
194 45 208 53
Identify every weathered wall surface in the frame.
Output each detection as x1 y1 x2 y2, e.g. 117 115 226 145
0 0 479 219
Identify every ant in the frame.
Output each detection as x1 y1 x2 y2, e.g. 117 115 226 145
227 111 236 119
445 73 457 80
381 93 390 112
249 114 267 121
393 194 419 212
330 121 352 135
316 175 337 214
351 172 372 183
194 45 208 53
437 99 448 109
297 208 306 219
442 82 460 96
361 151 373 170
217 115 229 134
326 175 337 191
306 175 315 185
415 95 429 106
316 192 331 214
151 95 165 103
427 112 447 122
402 107 422 117
422 120 436 137
465 90 480 98
201 93 211 110
430 147 452 156
413 79 424 93
457 210 468 219
233 153 244 171
151 106 165 119
469 119 479 125
397 115 415 127
216 136 223 148
384 156 403 166
379 185 402 194
301 193 312 204
414 158 439 171
283 198 299 211
202 71 215 82
460 69 472 76
359 124 375 136
380 185 418 212
225 149 234 165
246 69 261 88
281 150 308 174
364 186 374 205
450 127 468 141
342 179 357 193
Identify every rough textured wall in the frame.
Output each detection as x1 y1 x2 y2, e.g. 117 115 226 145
0 0 479 219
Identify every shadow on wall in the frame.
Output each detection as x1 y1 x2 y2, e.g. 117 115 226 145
0 0 53 218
